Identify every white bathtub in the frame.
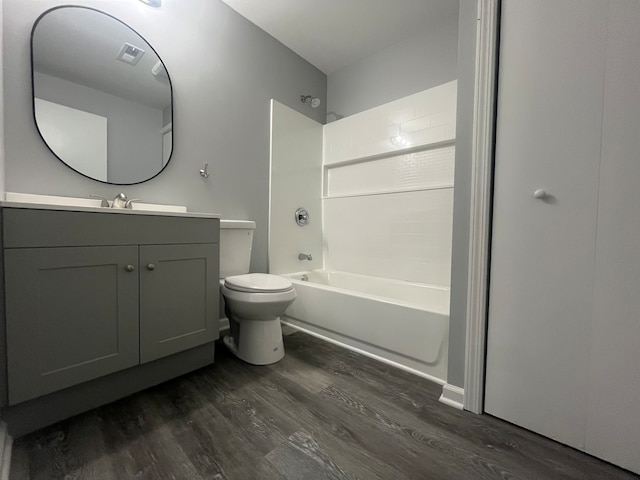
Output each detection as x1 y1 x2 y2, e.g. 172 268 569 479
281 270 449 383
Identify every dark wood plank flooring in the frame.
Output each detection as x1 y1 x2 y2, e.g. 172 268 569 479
10 331 638 479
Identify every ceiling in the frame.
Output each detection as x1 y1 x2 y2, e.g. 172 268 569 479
219 0 460 74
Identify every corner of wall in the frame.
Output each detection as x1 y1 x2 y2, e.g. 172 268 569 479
446 0 479 390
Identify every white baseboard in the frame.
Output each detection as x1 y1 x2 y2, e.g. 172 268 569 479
439 384 465 410
0 422 13 480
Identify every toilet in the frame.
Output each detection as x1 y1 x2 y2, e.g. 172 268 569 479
220 220 296 365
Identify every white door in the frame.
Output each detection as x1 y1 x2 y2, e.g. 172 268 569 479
485 0 606 449
584 1 640 472
486 0 640 474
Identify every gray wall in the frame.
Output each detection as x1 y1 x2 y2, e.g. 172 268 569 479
326 11 459 119
2 0 326 273
35 72 164 184
447 0 479 389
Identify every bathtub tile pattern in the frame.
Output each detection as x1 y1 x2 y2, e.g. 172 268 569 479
323 81 457 165
322 81 457 287
326 145 455 197
324 189 453 286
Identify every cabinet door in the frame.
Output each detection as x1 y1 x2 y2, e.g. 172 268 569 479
5 246 139 405
139 243 219 363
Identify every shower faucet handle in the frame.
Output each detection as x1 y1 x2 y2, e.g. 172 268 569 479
298 253 313 261
295 208 309 226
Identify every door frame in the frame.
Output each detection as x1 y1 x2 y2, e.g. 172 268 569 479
463 0 500 414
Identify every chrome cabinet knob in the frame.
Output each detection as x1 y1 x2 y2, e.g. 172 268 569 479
147 263 156 271
125 264 135 272
533 189 547 199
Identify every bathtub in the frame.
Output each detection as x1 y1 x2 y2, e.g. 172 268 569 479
281 270 449 384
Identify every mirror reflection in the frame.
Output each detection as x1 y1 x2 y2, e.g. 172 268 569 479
31 6 173 185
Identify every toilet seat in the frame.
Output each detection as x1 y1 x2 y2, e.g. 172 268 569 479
224 273 293 293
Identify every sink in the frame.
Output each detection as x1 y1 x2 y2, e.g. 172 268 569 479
130 202 187 213
4 192 187 213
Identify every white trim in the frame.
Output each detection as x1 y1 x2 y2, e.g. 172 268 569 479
267 100 275 273
439 384 465 410
322 183 454 200
0 0 5 198
0 422 13 480
322 140 456 169
464 0 500 414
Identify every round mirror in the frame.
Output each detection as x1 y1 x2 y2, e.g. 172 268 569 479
31 6 173 185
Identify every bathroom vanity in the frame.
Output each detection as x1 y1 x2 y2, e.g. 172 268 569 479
0 202 220 435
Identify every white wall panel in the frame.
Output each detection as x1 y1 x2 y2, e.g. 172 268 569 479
269 101 323 274
324 81 457 165
324 189 453 286
322 82 456 287
326 146 454 197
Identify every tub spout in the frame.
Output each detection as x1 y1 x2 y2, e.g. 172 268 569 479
298 253 313 261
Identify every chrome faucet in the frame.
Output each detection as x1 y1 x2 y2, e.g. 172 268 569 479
125 198 140 209
298 253 313 261
111 193 140 209
90 195 109 207
112 193 127 209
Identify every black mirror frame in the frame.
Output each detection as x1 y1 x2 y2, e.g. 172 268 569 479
30 5 174 185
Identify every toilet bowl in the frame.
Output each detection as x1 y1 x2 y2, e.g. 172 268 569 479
221 273 296 365
218 219 297 365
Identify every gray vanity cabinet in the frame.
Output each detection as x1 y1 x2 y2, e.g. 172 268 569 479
1 207 220 406
4 246 140 405
139 243 219 363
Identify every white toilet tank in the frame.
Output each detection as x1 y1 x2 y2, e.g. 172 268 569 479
220 220 256 278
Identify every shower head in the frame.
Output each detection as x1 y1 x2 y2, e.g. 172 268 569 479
300 95 321 108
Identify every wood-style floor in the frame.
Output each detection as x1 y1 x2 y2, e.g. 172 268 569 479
10 330 638 480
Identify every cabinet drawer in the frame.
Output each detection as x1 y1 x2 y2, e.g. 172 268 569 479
3 208 219 248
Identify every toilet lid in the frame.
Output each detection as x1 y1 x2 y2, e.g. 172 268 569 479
225 273 293 293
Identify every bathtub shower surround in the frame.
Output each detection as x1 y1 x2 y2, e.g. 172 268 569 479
323 81 457 288
269 101 323 274
271 81 456 382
